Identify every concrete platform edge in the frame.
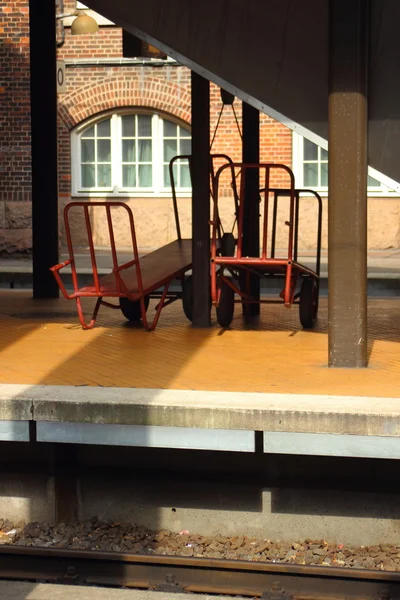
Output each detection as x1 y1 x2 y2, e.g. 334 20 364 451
0 383 400 437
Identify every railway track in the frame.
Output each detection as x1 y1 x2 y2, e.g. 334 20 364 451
0 546 399 599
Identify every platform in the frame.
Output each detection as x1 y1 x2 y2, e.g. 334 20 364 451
1 291 400 458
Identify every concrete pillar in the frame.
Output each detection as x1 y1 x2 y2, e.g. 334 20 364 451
29 1 59 298
191 72 210 327
328 0 369 367
241 102 260 316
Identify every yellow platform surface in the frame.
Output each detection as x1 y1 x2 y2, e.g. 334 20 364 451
0 291 399 397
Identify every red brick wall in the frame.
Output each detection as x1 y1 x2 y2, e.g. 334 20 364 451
0 1 31 252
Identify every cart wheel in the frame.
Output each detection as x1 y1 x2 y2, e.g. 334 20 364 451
182 275 193 322
220 232 236 257
299 277 318 329
216 280 235 328
182 275 212 322
120 295 150 322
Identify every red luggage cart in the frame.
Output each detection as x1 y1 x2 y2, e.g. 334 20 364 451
210 162 322 328
50 153 237 331
51 153 197 331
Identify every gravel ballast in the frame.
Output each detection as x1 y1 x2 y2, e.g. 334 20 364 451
0 518 399 572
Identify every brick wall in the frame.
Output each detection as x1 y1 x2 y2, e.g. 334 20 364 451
0 0 31 252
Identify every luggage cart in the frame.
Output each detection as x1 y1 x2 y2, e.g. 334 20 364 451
51 154 195 331
210 162 322 328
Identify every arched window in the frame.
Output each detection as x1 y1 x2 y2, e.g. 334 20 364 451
71 112 191 196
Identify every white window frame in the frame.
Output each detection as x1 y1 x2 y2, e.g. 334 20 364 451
71 110 192 198
292 132 400 197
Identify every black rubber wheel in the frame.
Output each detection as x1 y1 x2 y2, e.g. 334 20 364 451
299 277 318 329
220 232 236 257
216 280 235 328
120 295 150 322
182 275 193 322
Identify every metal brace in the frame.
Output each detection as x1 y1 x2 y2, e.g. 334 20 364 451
261 581 293 600
153 573 185 593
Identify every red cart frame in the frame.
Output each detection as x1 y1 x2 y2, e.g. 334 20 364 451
50 153 238 331
210 162 322 328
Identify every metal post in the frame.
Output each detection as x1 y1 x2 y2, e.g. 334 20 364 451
29 1 59 298
328 0 368 367
191 72 210 327
241 102 260 316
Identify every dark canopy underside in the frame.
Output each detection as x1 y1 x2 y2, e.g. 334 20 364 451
88 0 400 187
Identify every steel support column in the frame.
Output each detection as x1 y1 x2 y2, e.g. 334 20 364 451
191 72 210 327
328 0 368 367
241 102 260 316
29 1 59 298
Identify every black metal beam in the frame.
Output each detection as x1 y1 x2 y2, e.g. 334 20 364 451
191 72 210 327
29 0 59 298
241 102 260 316
328 0 368 367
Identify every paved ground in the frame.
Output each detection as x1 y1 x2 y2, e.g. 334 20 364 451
0 292 399 401
0 582 232 600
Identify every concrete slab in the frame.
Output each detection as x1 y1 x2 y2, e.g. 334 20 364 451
0 582 232 600
1 383 400 438
0 396 32 421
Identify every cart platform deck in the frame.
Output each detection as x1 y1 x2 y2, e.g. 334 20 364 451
79 239 192 296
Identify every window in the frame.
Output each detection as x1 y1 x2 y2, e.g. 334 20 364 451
72 112 192 196
293 133 399 196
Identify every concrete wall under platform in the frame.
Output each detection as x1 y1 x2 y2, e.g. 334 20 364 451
1 444 400 546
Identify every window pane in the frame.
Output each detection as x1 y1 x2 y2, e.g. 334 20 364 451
123 165 136 187
180 139 191 155
122 139 135 162
81 125 95 138
320 162 328 187
321 148 328 161
304 163 318 187
81 139 95 162
97 119 111 137
138 139 152 162
164 163 177 187
138 115 152 137
164 120 177 137
139 164 152 187
180 163 191 188
303 139 318 160
164 139 177 162
81 164 95 187
368 175 381 187
97 139 111 162
97 164 111 187
121 115 136 137
180 127 190 138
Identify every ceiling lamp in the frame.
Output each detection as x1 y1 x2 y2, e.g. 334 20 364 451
70 12 99 35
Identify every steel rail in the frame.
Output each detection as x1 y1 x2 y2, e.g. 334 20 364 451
0 546 399 599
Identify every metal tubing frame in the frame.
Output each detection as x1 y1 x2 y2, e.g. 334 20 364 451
211 163 319 310
269 188 323 277
50 202 187 331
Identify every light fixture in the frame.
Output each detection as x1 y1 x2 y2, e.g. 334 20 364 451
70 11 99 35
56 9 99 47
